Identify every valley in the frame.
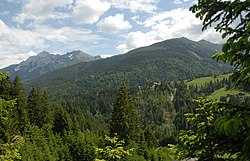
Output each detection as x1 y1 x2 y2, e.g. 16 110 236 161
1 0 249 160
1 36 249 160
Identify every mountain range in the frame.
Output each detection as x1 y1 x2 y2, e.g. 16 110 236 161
1 50 100 81
21 37 232 103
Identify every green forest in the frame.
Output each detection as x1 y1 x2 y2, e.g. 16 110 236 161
1 0 250 161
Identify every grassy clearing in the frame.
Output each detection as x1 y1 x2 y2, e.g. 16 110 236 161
207 87 250 100
186 73 232 86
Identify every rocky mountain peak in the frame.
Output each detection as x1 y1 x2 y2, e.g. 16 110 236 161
1 50 99 81
37 51 51 56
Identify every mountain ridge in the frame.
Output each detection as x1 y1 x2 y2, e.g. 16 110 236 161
1 50 100 81
24 37 232 99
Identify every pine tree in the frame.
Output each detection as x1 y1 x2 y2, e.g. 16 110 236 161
110 85 141 143
0 75 12 100
52 103 73 134
12 75 28 132
27 87 52 127
144 125 157 148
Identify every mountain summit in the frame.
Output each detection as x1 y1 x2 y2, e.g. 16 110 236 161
1 50 99 81
24 37 232 98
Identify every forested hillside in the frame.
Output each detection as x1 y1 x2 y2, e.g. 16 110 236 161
1 70 250 160
1 0 249 160
24 37 232 114
25 38 230 91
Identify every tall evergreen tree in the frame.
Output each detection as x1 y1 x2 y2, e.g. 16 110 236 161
52 103 73 134
110 85 141 143
12 75 28 132
27 87 52 127
144 125 157 148
0 75 12 100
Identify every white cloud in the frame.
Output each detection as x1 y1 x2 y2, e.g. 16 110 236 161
117 31 158 53
97 14 132 33
0 20 46 48
32 24 101 43
0 50 37 68
0 20 102 68
72 0 110 24
173 0 190 4
107 0 160 13
5 0 25 3
100 54 113 58
0 20 46 68
117 8 223 53
14 0 73 24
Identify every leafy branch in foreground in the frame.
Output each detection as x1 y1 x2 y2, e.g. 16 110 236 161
94 135 134 161
177 98 249 161
185 1 250 160
0 72 23 161
190 0 250 86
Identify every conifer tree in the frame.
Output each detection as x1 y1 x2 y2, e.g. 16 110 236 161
12 75 28 132
0 75 12 100
144 125 157 148
52 103 73 134
27 87 52 127
110 85 141 143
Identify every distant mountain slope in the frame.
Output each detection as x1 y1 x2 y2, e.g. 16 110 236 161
24 37 232 99
0 50 99 81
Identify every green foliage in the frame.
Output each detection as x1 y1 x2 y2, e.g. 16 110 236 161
0 72 105 161
0 72 23 161
0 142 22 161
186 73 231 86
110 85 141 143
177 98 230 160
177 97 250 160
190 0 250 86
0 98 23 161
27 87 53 127
12 75 28 133
0 98 16 143
190 1 250 160
144 125 157 148
0 72 8 80
0 74 12 100
63 131 99 161
20 125 72 161
24 37 232 113
52 103 73 134
95 135 134 161
214 102 250 160
208 87 250 100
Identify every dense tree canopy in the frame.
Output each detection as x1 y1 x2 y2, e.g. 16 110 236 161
0 1 249 159
110 85 141 143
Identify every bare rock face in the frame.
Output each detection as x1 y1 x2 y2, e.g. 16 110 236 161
1 50 100 81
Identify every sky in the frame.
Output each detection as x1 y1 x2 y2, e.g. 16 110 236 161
0 0 224 68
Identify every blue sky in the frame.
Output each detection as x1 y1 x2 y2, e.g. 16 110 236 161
0 0 223 68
